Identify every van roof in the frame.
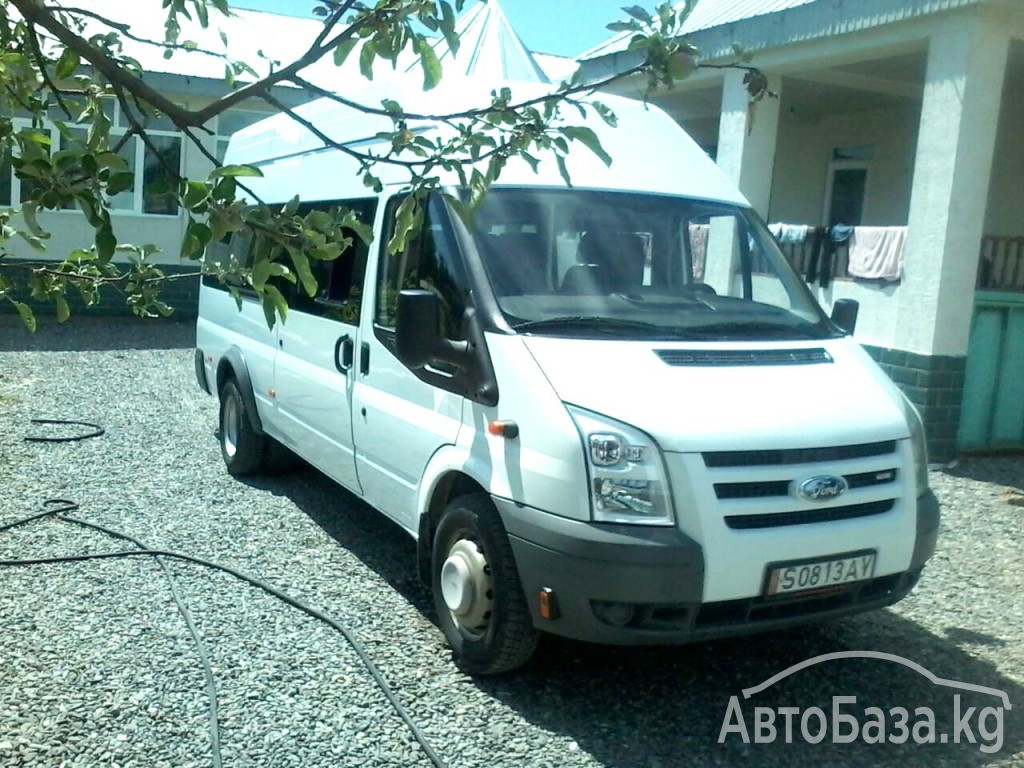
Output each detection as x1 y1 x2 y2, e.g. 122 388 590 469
226 77 749 206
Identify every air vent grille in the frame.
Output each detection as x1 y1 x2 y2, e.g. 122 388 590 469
656 348 832 367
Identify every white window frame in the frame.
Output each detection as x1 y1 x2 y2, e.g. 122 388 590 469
1 102 183 217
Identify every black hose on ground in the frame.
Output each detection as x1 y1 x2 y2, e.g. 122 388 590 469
3 424 448 768
23 419 105 443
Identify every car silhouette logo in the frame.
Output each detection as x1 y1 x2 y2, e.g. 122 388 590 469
796 475 848 502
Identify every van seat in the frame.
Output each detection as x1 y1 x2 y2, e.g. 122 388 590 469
479 232 549 297
574 231 646 293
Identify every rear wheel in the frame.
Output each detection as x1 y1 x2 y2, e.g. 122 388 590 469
432 494 539 674
219 378 265 476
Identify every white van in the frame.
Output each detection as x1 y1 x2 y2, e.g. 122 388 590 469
195 78 938 674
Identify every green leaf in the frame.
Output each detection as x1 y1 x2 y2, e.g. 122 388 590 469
95 221 116 261
555 155 573 188
334 37 359 66
210 164 263 179
592 101 619 127
252 256 272 288
340 210 373 245
263 283 288 326
387 196 419 254
622 5 653 24
106 171 135 195
13 301 36 332
561 126 612 166
20 202 50 239
287 246 318 298
55 48 80 79
606 20 640 32
359 39 377 81
416 38 443 91
55 294 70 323
182 180 210 210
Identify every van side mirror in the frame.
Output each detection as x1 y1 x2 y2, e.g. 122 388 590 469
831 298 859 335
395 289 469 369
395 289 499 406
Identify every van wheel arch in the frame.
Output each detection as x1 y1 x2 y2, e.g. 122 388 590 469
215 348 263 436
418 471 485 584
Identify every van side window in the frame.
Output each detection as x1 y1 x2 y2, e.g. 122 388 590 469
375 196 469 341
205 199 376 323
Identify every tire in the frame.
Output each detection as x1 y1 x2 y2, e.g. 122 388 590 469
218 378 265 476
432 494 539 674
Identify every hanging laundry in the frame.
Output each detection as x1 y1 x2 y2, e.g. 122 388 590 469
768 223 810 244
806 224 853 288
847 226 907 281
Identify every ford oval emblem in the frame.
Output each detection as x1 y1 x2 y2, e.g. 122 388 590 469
796 475 848 503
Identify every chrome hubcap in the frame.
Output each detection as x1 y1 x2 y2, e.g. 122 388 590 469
222 397 239 458
440 539 493 637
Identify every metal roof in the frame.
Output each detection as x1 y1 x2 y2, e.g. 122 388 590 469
579 0 820 60
578 0 988 62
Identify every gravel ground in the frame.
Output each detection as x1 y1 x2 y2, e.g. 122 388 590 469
0 315 1021 768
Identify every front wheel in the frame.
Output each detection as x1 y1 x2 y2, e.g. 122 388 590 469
432 494 539 675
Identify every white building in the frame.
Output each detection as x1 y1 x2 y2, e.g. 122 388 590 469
6 0 1021 458
580 0 1024 458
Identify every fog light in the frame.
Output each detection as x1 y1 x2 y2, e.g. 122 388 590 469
593 601 635 627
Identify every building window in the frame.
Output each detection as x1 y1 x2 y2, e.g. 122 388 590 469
0 102 183 216
824 146 874 227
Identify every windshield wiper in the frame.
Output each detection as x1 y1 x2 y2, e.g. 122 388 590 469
512 316 671 336
683 321 825 340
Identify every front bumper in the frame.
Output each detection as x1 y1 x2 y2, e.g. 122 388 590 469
496 489 939 645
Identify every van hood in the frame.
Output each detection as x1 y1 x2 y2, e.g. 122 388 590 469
520 336 910 453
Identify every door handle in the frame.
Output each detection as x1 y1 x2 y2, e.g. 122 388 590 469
360 342 370 375
334 334 354 373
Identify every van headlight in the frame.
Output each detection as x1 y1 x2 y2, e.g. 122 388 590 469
900 395 929 496
567 405 675 526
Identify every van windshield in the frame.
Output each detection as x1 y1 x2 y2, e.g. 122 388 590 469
461 189 838 341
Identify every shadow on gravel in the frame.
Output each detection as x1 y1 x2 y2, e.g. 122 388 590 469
944 455 1024 495
0 316 194 352
481 612 1023 767
240 468 1022 767
237 466 434 615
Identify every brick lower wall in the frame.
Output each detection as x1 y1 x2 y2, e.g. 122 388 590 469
862 345 966 463
1 263 202 319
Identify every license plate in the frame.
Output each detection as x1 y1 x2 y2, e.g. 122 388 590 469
765 551 876 595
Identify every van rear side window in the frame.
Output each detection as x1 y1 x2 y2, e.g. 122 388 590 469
204 198 377 325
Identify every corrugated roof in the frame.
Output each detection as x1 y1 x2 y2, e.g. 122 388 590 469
579 0 821 60
579 0 990 62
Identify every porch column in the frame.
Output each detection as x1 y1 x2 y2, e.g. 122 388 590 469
900 19 1010 357
716 70 782 219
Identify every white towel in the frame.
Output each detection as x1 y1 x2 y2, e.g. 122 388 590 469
848 226 907 281
768 223 810 244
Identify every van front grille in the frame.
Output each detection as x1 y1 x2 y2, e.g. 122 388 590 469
724 499 895 530
703 441 896 468
714 469 897 500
